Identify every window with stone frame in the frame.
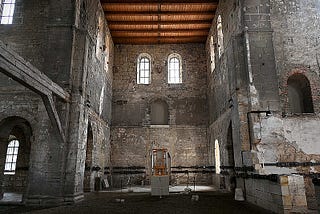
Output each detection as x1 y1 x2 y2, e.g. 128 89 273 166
210 36 216 72
137 53 151 84
217 15 224 58
104 34 110 72
4 139 19 175
168 53 182 84
0 0 16 25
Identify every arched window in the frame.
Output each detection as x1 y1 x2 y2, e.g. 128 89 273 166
137 53 151 84
210 36 216 72
104 34 110 72
214 139 221 174
96 15 104 59
151 99 169 125
217 15 224 58
0 0 16 24
287 74 314 113
4 139 19 175
168 53 182 84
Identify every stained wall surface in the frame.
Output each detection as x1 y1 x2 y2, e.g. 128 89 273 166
111 44 209 186
0 0 113 205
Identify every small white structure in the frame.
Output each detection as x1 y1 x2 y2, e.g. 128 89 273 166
151 149 171 196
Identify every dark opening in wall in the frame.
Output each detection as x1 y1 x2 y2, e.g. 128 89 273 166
84 123 93 192
226 123 235 168
151 100 169 125
287 74 314 113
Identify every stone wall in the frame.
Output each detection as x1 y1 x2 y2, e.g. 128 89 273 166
0 0 74 87
111 43 209 186
271 0 320 113
64 0 113 198
0 0 113 204
206 0 245 191
246 175 308 213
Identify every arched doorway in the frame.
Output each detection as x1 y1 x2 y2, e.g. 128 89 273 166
83 124 93 192
0 116 32 202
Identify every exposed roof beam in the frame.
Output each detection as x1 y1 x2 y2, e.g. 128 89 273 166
113 36 207 44
100 0 218 44
102 3 218 12
101 0 218 3
105 11 215 15
108 20 213 26
108 21 212 31
111 30 209 37
0 40 69 143
106 13 214 22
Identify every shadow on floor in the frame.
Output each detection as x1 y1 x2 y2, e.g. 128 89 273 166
0 190 273 214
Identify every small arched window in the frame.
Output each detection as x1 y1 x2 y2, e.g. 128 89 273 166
151 100 169 125
168 53 182 84
210 36 216 72
4 139 19 175
217 15 224 58
288 74 314 113
0 0 16 24
137 53 151 84
214 139 221 174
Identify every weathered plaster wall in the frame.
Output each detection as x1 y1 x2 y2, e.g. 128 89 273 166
243 1 320 211
111 43 209 186
271 0 320 113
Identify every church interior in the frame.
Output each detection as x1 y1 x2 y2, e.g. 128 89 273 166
0 0 320 213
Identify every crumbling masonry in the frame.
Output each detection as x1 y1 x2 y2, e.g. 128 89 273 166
0 0 319 213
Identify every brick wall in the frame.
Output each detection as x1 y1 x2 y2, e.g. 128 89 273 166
111 43 209 186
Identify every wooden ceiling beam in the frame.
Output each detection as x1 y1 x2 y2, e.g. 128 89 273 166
108 21 212 31
113 36 207 44
106 13 214 22
111 29 209 37
105 11 215 15
102 3 218 12
101 0 218 4
100 0 219 44
108 24 211 31
107 20 213 26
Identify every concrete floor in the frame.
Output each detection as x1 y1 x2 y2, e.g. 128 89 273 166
0 188 272 214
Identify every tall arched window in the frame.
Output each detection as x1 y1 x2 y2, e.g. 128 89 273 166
214 139 221 174
0 0 16 24
217 15 224 58
137 53 151 84
4 139 19 175
168 53 182 84
210 36 216 72
96 15 104 59
288 74 314 113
